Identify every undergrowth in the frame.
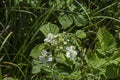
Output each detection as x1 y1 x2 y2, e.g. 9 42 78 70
0 0 120 80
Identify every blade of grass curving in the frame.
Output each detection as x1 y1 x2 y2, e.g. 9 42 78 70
74 0 90 21
94 2 117 15
0 22 4 28
3 62 26 80
12 9 37 18
30 8 54 42
0 32 13 51
12 7 53 62
0 25 10 36
93 16 120 23
12 8 46 61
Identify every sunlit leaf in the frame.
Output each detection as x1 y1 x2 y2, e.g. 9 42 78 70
89 58 106 68
40 23 59 37
96 28 117 55
32 65 41 74
75 30 86 39
30 44 45 59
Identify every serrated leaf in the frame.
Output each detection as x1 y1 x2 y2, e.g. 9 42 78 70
105 63 120 78
75 30 86 38
96 28 116 55
86 49 99 60
58 14 73 29
89 59 106 68
32 65 41 74
73 14 87 27
40 23 59 37
30 44 45 59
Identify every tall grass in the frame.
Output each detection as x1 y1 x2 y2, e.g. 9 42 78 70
0 0 120 80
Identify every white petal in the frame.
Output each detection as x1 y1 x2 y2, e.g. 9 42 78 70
48 57 53 62
41 50 47 55
66 47 70 51
66 52 71 58
73 51 77 55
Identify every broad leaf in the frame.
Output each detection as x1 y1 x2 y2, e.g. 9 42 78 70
73 14 87 27
32 60 52 74
32 60 42 74
30 44 45 59
96 28 117 55
58 14 73 29
89 58 106 68
40 23 59 37
75 30 86 39
32 59 52 74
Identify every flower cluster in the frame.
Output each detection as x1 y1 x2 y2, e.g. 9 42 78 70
39 50 52 63
44 33 58 45
39 33 78 63
66 46 77 60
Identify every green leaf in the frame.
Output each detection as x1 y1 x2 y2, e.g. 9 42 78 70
32 65 41 74
40 23 59 37
69 71 81 79
68 4 76 11
105 63 120 78
89 58 106 68
58 14 73 29
3 77 18 80
32 60 42 74
42 66 53 73
75 30 86 39
96 28 117 55
49 0 65 9
66 0 73 5
86 50 106 68
73 14 87 27
32 60 52 74
30 44 45 59
115 57 120 62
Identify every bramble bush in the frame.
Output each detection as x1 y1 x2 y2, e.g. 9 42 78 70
1 0 120 80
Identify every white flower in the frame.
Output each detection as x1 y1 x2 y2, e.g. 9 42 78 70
44 33 58 45
44 33 54 43
63 41 67 45
66 46 77 60
39 50 53 63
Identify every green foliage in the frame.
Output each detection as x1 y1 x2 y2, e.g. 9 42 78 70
73 14 88 27
3 77 18 80
40 23 59 37
30 44 45 59
58 14 73 29
1 0 120 80
105 63 120 78
75 30 86 39
96 28 117 55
